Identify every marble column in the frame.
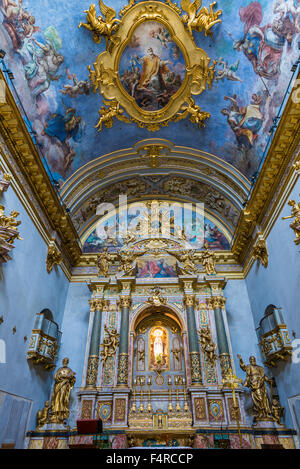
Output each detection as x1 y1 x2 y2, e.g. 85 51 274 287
117 295 132 387
184 294 203 385
85 298 105 388
207 296 232 380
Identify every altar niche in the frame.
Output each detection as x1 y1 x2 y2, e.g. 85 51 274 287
149 326 169 372
132 309 185 391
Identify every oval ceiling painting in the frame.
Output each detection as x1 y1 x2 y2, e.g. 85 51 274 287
119 21 186 111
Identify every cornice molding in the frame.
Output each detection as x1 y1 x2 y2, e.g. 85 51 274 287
0 70 81 267
60 139 249 210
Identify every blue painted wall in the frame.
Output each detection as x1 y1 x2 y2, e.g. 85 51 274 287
0 185 69 438
246 180 300 429
56 282 90 428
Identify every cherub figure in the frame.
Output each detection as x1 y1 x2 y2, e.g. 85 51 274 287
78 0 121 48
177 97 210 128
181 0 222 37
215 58 243 82
147 286 168 306
100 325 120 363
271 397 284 425
95 100 129 132
36 400 50 428
198 326 217 363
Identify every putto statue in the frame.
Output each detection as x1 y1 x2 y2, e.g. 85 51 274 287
181 0 222 37
49 358 76 424
79 0 121 48
198 326 217 364
168 249 199 275
237 355 273 421
36 400 50 428
100 324 120 363
271 397 284 425
200 242 216 275
147 286 168 307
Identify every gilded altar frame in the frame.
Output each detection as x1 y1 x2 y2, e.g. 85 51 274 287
87 1 216 131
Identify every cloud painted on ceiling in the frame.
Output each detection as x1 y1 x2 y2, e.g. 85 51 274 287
0 0 299 182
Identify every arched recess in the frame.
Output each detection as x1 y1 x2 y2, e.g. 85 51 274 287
128 303 189 388
81 198 232 252
131 303 187 334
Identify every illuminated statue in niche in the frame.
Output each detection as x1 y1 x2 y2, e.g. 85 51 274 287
149 326 168 371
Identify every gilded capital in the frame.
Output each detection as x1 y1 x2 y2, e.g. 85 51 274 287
184 294 196 308
89 298 104 312
120 295 132 309
102 299 110 312
207 296 226 310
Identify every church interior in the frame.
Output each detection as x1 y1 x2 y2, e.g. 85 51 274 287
0 0 299 450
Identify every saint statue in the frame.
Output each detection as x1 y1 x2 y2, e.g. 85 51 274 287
201 242 216 275
135 47 170 93
237 355 272 421
97 247 113 277
49 357 76 424
154 331 163 361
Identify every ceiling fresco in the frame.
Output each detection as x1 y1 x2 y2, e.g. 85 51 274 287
0 0 299 252
0 0 298 183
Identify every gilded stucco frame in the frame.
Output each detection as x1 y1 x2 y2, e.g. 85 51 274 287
86 1 216 131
